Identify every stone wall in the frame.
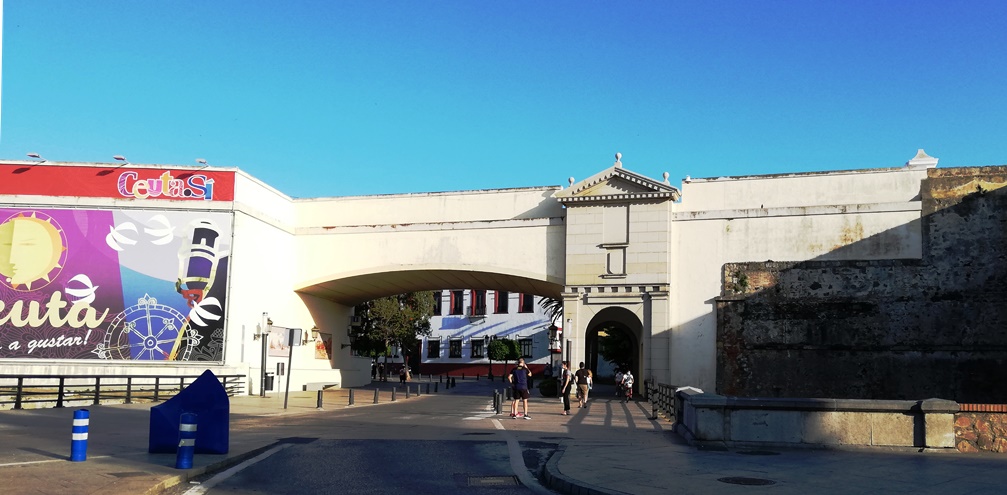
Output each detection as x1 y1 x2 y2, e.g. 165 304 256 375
717 167 1007 402
955 410 1007 453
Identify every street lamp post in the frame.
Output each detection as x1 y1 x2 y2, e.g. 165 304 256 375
254 313 271 397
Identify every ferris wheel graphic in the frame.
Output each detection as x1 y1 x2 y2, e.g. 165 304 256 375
98 294 200 361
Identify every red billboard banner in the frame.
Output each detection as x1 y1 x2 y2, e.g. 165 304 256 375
0 163 235 201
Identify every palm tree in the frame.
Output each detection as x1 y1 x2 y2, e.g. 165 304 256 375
538 296 563 322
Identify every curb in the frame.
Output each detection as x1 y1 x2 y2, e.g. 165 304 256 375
541 445 630 495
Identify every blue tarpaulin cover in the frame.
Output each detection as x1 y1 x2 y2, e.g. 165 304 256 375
148 369 230 454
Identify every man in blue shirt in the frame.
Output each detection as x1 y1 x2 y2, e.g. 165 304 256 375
508 358 533 419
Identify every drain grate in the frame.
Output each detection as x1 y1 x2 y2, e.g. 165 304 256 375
737 450 780 456
278 437 319 444
718 477 776 486
468 476 520 487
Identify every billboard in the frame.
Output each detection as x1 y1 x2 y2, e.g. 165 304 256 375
0 164 235 201
0 207 231 361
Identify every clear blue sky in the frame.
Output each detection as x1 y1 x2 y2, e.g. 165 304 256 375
2 1 1005 198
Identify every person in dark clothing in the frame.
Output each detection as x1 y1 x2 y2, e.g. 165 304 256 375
508 358 533 419
560 361 573 416
575 361 592 408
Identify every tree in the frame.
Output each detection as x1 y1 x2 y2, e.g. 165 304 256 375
487 339 521 381
352 292 435 380
538 296 563 322
597 326 633 371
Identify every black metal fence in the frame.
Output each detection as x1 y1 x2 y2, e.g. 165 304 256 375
0 374 246 410
645 380 677 422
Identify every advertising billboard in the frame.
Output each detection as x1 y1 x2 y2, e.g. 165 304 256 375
0 164 235 201
0 207 231 361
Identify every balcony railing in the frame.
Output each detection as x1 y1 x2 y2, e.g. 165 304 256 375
468 305 487 321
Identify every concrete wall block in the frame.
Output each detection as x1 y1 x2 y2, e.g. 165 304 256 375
730 410 803 443
925 413 956 448
693 407 726 441
870 413 915 446
803 411 872 445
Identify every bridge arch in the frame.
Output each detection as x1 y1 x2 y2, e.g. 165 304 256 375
296 265 564 306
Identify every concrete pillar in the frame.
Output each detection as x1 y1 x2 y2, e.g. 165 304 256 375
562 291 584 369
920 398 959 449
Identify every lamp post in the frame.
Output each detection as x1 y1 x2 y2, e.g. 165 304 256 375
254 313 271 397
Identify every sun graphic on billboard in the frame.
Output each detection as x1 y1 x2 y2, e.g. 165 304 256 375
0 211 68 290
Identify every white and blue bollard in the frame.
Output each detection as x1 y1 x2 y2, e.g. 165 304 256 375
70 409 90 462
175 412 197 469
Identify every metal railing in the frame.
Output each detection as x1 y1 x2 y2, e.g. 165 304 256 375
645 380 677 422
0 374 246 410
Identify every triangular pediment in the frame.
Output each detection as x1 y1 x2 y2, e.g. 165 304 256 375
553 165 680 204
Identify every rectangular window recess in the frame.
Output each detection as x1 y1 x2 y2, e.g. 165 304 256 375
599 243 630 248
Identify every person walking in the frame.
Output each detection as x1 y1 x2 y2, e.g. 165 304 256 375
621 369 634 402
560 361 573 416
508 358 533 419
574 362 592 408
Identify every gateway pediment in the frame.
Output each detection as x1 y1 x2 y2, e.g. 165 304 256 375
553 155 680 205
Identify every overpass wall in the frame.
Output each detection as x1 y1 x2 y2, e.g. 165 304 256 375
668 167 929 391
293 187 564 227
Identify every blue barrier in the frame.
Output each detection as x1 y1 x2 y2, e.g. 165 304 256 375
149 369 229 454
70 408 89 462
175 413 197 469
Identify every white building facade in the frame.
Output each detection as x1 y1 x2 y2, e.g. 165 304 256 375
420 290 556 378
0 151 940 396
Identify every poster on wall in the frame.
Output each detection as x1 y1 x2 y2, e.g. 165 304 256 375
0 207 231 361
315 333 331 360
267 326 290 357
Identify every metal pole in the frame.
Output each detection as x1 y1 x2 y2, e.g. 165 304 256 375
260 314 269 397
283 327 295 409
374 388 379 404
349 389 355 406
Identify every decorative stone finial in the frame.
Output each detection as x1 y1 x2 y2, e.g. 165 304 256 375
683 175 692 183
568 177 575 187
906 149 938 169
614 153 622 168
662 172 670 184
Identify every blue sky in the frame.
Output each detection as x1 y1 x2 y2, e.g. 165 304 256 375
2 1 1005 198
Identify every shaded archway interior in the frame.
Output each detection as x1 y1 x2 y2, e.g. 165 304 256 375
296 268 563 306
585 306 642 389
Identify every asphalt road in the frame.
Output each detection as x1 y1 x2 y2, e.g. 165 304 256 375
179 439 550 495
168 384 561 495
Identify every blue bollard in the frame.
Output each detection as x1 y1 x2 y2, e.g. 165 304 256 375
70 409 89 462
175 412 197 469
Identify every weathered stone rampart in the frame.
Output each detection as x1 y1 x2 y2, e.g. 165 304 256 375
717 167 1007 402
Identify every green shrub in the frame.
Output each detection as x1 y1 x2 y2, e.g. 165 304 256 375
537 377 558 397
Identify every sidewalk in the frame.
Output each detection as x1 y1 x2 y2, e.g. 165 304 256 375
0 379 1005 495
538 386 1007 495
